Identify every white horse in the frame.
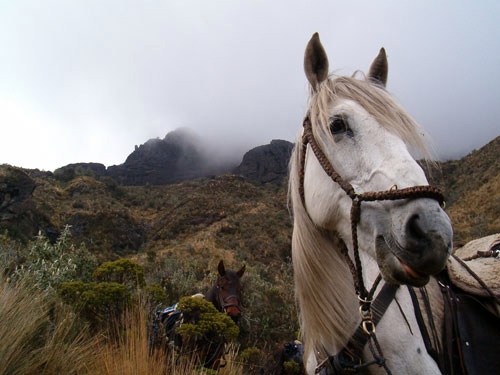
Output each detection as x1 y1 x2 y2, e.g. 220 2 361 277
289 33 453 374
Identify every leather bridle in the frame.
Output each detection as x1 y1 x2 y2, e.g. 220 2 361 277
299 117 445 374
215 277 242 317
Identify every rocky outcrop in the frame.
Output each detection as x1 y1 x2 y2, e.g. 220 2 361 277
233 140 294 185
54 163 107 182
106 129 236 185
0 165 36 220
0 165 51 240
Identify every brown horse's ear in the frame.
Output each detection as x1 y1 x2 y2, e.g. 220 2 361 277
237 265 246 278
368 47 388 87
304 32 329 91
218 260 226 276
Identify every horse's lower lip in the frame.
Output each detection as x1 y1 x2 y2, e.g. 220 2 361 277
376 236 431 286
399 259 425 279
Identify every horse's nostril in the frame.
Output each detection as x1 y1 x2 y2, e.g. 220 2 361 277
405 213 433 252
407 214 425 240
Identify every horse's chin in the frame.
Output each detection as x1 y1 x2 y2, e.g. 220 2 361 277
375 236 431 287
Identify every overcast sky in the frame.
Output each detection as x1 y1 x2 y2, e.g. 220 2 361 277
1 1 499 171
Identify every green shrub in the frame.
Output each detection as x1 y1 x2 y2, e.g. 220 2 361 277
238 347 267 374
238 261 298 347
146 250 157 263
144 255 208 304
72 201 85 209
144 282 168 305
58 281 131 328
176 296 239 340
12 226 96 291
93 258 145 288
53 167 76 182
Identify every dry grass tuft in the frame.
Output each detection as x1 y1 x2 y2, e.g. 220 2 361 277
0 277 96 375
0 278 244 374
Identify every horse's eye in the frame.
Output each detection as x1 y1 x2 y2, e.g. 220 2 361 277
330 117 348 135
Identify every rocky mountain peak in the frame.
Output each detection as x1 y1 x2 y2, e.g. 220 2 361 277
233 140 294 185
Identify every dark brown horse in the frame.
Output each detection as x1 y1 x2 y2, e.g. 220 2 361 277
151 260 245 369
205 260 246 322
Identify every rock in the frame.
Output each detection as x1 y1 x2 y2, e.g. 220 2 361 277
0 165 51 240
233 140 294 185
0 165 36 220
54 163 107 182
106 129 236 185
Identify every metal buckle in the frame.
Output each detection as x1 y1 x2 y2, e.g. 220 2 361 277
359 305 375 335
362 320 375 335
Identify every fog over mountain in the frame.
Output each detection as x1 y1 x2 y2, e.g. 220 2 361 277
1 2 499 171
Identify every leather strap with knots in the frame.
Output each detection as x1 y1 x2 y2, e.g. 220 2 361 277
319 283 399 374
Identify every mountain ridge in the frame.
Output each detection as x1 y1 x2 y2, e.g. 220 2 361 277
53 129 294 186
50 127 499 190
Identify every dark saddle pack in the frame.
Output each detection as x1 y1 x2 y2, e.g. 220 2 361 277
150 303 183 349
411 234 500 375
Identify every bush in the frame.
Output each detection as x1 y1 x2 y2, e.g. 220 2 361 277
12 226 96 291
93 258 145 288
144 282 168 306
58 281 132 328
176 296 239 340
238 347 267 375
53 167 76 182
144 255 208 305
238 261 298 347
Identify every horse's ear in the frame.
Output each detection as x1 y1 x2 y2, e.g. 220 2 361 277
368 47 388 87
218 260 226 276
304 32 329 91
237 265 246 278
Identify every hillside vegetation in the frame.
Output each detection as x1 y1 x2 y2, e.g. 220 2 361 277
1 171 297 359
3 137 498 256
0 135 499 373
428 136 500 246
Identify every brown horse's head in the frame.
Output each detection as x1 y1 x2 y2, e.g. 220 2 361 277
209 260 245 321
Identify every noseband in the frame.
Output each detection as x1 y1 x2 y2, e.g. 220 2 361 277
215 278 241 316
299 117 445 374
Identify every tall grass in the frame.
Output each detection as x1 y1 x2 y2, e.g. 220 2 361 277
0 277 96 375
94 305 173 375
0 277 245 374
94 304 245 375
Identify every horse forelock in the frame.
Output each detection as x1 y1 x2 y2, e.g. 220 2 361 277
307 75 434 161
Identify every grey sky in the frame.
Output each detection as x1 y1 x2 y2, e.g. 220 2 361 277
1 0 499 171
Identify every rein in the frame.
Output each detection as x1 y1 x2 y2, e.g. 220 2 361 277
299 117 445 374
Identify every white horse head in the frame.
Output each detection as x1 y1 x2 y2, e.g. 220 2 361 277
289 33 453 373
